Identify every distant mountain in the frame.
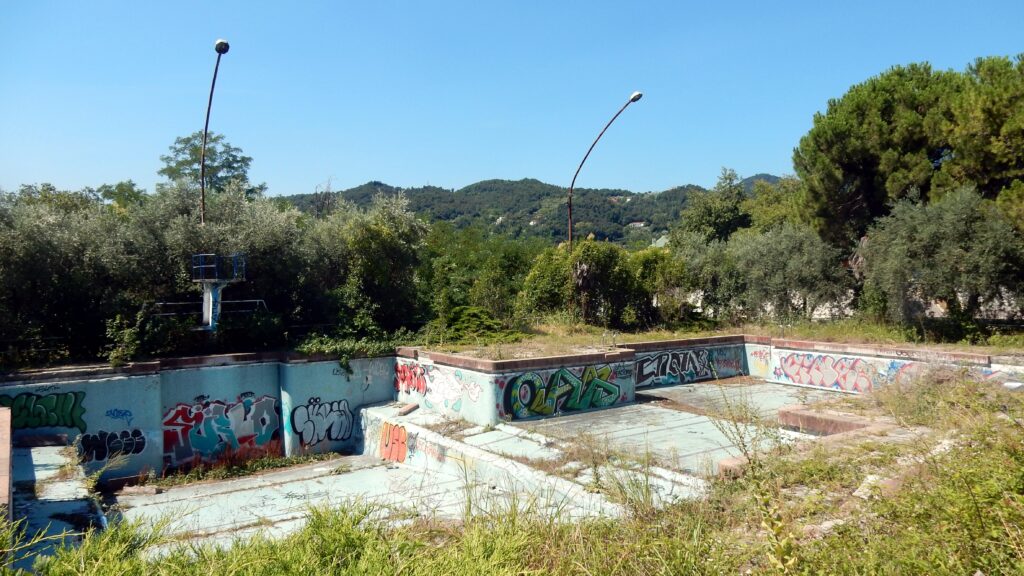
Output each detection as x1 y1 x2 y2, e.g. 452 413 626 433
740 173 781 192
280 175 779 242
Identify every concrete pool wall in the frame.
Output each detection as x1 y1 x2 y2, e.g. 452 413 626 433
1 336 1020 480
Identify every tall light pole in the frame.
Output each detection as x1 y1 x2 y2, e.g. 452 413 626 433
567 90 643 253
200 38 230 225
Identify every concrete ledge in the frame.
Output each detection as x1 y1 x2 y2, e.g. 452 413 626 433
770 339 990 366
626 335 747 353
424 349 636 373
778 404 880 435
743 335 772 345
1 350 397 384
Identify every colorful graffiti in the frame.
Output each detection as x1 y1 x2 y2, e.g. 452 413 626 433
78 429 147 462
290 397 353 448
501 365 622 419
0 391 87 432
162 393 280 467
395 362 484 413
395 363 427 395
749 349 771 373
380 422 408 463
773 353 914 393
635 349 709 387
423 366 482 412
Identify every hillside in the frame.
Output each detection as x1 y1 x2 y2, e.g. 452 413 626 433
281 175 781 242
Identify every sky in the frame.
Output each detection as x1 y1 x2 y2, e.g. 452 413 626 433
2 1 1023 196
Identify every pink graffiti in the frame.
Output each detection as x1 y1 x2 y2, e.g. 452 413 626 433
750 349 771 366
395 362 427 395
777 354 877 393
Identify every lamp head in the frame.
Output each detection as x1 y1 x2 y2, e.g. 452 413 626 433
214 39 230 55
629 91 643 103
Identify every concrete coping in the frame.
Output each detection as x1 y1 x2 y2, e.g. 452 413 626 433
626 334 747 353
770 338 991 366
423 349 636 374
2 333 1004 383
0 350 394 384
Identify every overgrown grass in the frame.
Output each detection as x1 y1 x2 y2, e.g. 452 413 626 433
12 374 1024 574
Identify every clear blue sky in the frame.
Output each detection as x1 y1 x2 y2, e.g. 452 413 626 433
2 1 1022 196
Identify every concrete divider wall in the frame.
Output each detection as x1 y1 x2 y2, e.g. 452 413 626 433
0 357 395 479
280 357 395 457
396 350 637 425
628 337 748 388
394 357 499 425
0 374 164 478
765 339 1023 393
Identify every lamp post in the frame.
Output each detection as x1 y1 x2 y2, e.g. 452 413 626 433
199 38 230 225
567 90 642 253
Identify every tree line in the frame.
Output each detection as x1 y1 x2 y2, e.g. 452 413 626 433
1 54 1022 367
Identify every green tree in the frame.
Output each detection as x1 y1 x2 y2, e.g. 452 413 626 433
158 131 266 197
793 63 965 244
97 180 147 212
740 177 809 232
671 230 744 321
517 246 571 319
727 224 851 320
859 187 1023 325
943 55 1024 198
674 168 751 242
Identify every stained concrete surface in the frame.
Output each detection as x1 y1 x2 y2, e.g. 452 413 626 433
12 445 101 571
638 377 836 419
517 380 824 474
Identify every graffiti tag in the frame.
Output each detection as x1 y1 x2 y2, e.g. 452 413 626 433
290 397 353 448
0 391 87 432
78 429 147 462
380 422 408 463
635 350 713 387
504 365 621 420
774 353 889 392
162 394 280 467
105 408 134 427
394 362 427 395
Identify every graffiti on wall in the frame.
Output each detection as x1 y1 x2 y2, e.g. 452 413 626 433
500 365 623 420
380 421 408 463
395 363 427 395
407 432 446 463
773 353 915 393
635 347 744 387
749 349 771 374
162 392 280 467
290 397 353 448
0 391 87 432
395 361 483 413
78 429 147 462
105 408 134 427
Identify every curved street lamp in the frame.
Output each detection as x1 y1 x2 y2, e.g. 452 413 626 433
200 38 230 225
567 90 643 252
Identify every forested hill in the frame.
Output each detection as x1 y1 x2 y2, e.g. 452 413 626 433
281 175 777 242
